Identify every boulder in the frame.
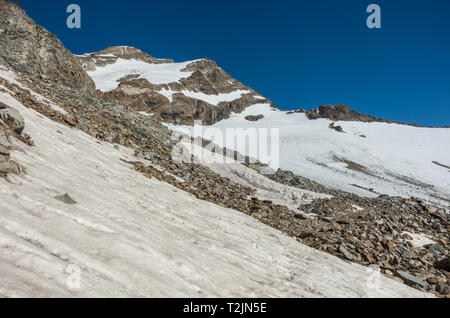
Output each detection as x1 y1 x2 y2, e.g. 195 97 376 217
54 193 77 205
0 106 24 134
339 245 354 261
245 115 264 122
435 257 450 272
396 270 428 288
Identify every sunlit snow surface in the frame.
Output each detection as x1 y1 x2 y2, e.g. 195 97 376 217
87 58 196 92
0 72 431 297
167 104 450 207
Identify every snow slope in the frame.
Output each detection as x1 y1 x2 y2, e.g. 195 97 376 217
177 141 331 211
0 74 431 297
167 103 450 207
87 58 197 92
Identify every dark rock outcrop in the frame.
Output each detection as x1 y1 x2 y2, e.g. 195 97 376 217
305 104 448 128
0 0 96 97
245 115 264 122
307 104 385 123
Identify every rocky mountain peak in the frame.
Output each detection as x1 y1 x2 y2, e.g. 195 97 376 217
0 0 96 97
77 47 272 125
77 46 174 71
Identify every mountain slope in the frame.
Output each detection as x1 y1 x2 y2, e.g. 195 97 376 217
0 69 431 298
77 47 271 125
0 0 448 298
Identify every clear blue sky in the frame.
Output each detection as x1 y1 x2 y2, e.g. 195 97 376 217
18 0 450 126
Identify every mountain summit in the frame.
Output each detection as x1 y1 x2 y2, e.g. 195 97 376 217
76 47 271 125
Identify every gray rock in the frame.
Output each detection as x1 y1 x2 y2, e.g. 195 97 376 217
54 193 77 205
396 270 428 288
0 107 25 134
339 245 354 261
424 244 446 258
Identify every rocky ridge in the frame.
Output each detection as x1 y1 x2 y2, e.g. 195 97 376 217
77 46 174 71
306 104 449 128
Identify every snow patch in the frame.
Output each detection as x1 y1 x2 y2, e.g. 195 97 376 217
87 58 197 92
403 232 436 248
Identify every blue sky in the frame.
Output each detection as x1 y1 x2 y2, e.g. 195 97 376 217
18 0 450 126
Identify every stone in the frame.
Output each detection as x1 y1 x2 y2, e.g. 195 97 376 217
435 257 450 272
381 239 394 251
63 116 76 127
436 283 450 295
0 107 25 134
245 115 264 122
54 193 77 205
294 212 306 220
339 245 354 261
424 244 446 258
424 205 438 214
298 232 314 239
329 122 344 132
396 270 428 288
112 134 125 145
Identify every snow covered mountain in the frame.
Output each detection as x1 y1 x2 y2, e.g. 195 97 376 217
0 0 448 298
77 47 271 125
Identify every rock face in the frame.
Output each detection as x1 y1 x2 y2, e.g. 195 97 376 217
78 48 272 125
0 0 95 97
306 104 439 128
306 104 386 123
